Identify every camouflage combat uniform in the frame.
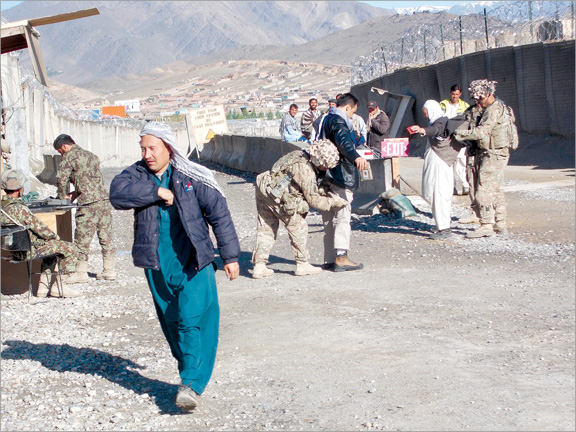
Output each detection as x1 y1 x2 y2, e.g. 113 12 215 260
1 197 78 273
253 150 346 265
56 145 115 261
463 104 484 214
455 100 510 226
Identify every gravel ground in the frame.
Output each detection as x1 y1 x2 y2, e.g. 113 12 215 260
1 159 574 431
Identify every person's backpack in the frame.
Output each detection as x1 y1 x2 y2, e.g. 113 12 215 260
503 104 519 150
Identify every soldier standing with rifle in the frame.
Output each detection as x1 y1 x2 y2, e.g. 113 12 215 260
54 134 116 283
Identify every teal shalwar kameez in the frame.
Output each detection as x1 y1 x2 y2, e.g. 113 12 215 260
144 165 219 395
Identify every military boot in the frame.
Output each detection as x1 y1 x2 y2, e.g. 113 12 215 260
35 270 51 298
65 260 89 284
494 222 509 236
49 279 81 298
96 257 117 280
466 224 495 239
295 261 322 276
252 262 274 279
458 213 480 224
334 254 364 272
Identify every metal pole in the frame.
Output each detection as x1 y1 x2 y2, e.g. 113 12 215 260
381 47 388 75
401 37 404 65
484 8 489 48
459 16 463 55
440 24 446 60
529 1 533 42
423 33 427 62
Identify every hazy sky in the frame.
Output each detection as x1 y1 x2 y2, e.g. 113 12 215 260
1 1 467 12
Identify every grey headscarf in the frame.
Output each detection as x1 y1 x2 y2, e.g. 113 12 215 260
139 122 225 197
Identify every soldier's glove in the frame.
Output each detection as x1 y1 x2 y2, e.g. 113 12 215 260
331 197 349 209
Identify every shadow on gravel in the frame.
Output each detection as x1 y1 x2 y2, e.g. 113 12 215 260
1 340 185 415
350 213 435 237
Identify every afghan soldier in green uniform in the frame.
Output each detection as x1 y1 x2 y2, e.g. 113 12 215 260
1 169 80 297
54 134 116 283
454 80 513 238
252 140 348 278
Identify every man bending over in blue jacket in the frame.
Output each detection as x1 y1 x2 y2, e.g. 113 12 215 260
110 122 240 412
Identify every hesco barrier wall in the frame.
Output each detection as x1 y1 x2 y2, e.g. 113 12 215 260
351 40 575 155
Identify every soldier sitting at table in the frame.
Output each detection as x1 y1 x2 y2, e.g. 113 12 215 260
1 170 81 297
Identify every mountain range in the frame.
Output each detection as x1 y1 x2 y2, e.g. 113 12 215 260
2 0 391 85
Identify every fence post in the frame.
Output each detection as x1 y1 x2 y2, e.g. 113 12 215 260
459 16 463 54
423 33 427 62
381 47 388 75
484 8 489 48
440 24 446 60
529 1 534 42
400 37 404 65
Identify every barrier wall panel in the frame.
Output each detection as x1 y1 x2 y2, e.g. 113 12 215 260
229 135 247 170
244 137 266 173
218 135 234 166
201 138 216 161
544 42 575 136
514 44 548 133
436 58 462 100
260 138 285 172
211 135 224 164
487 47 520 126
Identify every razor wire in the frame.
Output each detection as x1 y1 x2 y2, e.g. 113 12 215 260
351 1 576 85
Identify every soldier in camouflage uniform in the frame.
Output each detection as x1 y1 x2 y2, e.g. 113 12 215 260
252 140 348 278
454 80 512 238
54 134 116 283
458 100 484 225
1 169 80 297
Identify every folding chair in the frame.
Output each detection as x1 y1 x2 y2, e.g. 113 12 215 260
1 224 64 301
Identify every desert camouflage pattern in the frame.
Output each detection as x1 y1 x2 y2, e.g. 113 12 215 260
475 153 509 225
455 101 510 225
252 150 346 264
455 100 510 156
74 200 115 261
1 197 78 273
56 145 109 205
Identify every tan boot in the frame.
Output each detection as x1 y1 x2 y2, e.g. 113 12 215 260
334 254 364 272
49 279 81 298
295 261 322 276
494 222 509 235
466 224 495 238
96 257 117 280
458 213 480 224
66 260 89 284
35 270 51 298
252 262 274 279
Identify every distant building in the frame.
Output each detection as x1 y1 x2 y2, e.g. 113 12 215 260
114 99 140 113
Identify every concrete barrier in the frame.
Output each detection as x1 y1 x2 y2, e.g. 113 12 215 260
218 134 235 167
244 136 267 173
260 137 285 172
229 135 246 170
200 138 216 161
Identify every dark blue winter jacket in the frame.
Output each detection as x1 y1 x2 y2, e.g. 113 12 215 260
109 161 240 271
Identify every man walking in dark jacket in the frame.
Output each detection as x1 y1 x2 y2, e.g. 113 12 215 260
366 101 390 158
109 122 240 412
317 93 368 272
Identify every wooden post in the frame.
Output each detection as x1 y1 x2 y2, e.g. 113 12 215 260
391 157 400 189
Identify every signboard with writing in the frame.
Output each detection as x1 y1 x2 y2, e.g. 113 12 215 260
381 138 409 157
186 105 228 146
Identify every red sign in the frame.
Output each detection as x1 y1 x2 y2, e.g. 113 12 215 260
381 138 409 157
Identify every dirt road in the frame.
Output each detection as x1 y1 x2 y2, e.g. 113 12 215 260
1 158 574 431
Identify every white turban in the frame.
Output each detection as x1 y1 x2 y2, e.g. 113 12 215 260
139 122 225 197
